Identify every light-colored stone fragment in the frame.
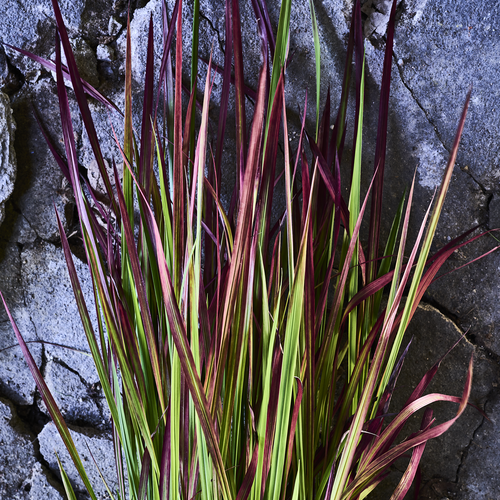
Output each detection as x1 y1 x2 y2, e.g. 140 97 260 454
0 398 36 499
0 91 16 227
39 422 119 499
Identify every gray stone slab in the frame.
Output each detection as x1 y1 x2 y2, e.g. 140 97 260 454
0 398 36 499
0 1 86 79
9 78 79 242
39 421 119 499
425 234 500 357
29 462 66 500
0 241 41 406
21 241 99 386
39 360 108 430
0 91 16 228
456 391 500 499
394 0 500 193
362 12 500 364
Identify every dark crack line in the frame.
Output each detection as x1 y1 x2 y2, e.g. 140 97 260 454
51 357 93 388
392 48 489 197
454 397 489 484
199 11 226 57
11 202 42 242
50 357 109 425
421 297 461 326
422 296 500 361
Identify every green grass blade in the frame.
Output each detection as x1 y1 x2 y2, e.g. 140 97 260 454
57 454 79 500
308 0 321 138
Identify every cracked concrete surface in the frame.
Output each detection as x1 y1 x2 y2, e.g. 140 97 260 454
393 48 490 196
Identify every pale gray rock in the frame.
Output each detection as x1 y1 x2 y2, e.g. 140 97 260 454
96 44 115 63
394 0 500 192
0 317 41 406
362 0 398 38
21 241 102 414
0 242 41 406
39 422 119 499
116 0 164 86
78 90 126 182
108 16 122 37
456 392 500 499
0 44 23 94
0 398 36 499
49 38 99 89
362 28 500 365
0 1 85 49
0 91 16 228
9 78 79 242
116 0 224 101
0 0 86 79
29 462 66 500
362 38 489 245
39 360 108 429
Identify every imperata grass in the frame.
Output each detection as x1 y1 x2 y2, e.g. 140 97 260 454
2 0 497 499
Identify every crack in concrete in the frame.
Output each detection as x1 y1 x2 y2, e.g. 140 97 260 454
50 359 109 428
11 201 43 242
199 11 226 57
0 391 62 496
422 297 461 327
423 294 500 361
392 48 489 197
454 397 489 484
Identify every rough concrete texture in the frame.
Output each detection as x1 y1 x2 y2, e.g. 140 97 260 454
0 241 41 406
456 391 500 499
41 359 109 430
0 398 36 499
21 241 102 402
0 91 16 227
0 0 498 498
370 303 499 499
39 422 118 499
394 0 500 193
29 462 66 500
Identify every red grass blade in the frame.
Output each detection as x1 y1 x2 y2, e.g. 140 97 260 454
389 409 433 500
366 0 398 287
3 43 119 111
283 378 304 491
155 0 181 118
347 355 473 498
138 15 155 194
236 444 259 500
231 0 247 188
50 0 119 215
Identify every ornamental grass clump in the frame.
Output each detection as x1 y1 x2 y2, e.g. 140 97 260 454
2 0 496 499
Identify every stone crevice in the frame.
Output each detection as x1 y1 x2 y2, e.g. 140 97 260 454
11 201 43 243
421 296 461 327
454 397 489 484
0 392 62 495
199 11 225 57
424 294 500 362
